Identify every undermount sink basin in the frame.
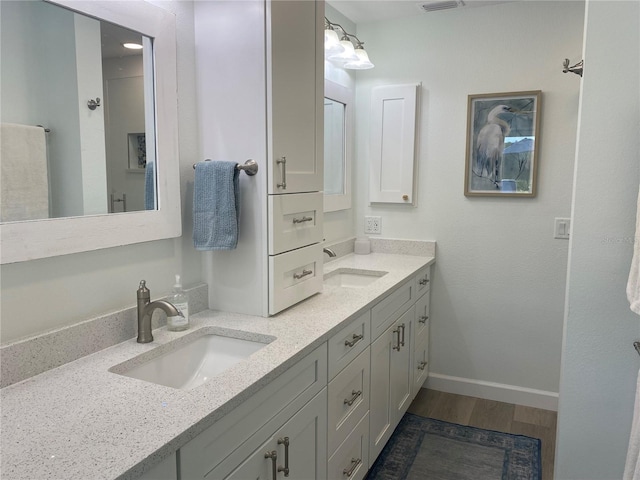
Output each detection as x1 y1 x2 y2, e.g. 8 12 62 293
324 268 388 288
111 330 272 390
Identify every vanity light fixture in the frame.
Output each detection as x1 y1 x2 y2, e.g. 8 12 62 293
325 18 375 70
123 42 143 50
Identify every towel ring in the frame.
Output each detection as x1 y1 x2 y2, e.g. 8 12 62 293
192 159 258 176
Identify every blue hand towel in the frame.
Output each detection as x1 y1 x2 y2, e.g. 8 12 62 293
144 161 155 210
193 161 240 250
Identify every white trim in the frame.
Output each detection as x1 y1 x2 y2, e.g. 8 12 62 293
426 372 559 411
1 1 181 264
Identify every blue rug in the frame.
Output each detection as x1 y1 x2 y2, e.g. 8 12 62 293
368 414 542 480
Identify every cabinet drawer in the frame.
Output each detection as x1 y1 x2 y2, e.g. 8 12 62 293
328 348 370 454
371 280 413 340
327 412 369 480
328 310 370 380
268 192 323 255
269 243 323 315
414 266 431 299
414 291 430 346
180 344 327 478
412 336 429 395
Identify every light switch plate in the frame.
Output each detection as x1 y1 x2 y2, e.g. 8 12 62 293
554 217 571 239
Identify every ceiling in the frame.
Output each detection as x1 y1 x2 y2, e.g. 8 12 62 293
328 0 514 24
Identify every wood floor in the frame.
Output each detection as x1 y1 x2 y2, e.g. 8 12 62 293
407 388 557 480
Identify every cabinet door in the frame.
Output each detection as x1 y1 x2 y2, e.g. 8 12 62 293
206 390 327 480
267 0 323 194
272 389 328 480
369 306 414 462
391 307 414 420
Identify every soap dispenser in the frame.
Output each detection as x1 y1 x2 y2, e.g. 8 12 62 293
168 275 189 331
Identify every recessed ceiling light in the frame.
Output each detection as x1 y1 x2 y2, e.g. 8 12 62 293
123 43 143 50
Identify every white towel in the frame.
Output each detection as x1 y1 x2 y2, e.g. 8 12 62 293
0 123 49 222
628 186 640 314
624 368 640 480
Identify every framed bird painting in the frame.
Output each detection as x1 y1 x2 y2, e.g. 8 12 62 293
464 90 541 197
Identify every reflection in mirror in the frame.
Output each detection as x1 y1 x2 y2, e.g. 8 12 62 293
0 0 156 222
324 80 353 212
324 98 346 196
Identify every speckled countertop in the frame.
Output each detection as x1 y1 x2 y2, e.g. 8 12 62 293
0 252 434 480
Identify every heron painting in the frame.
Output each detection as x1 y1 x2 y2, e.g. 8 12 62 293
464 91 541 197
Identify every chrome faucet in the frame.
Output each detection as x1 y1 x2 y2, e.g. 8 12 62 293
323 247 337 258
136 280 182 343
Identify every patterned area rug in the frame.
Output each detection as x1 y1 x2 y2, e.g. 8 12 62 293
368 413 541 480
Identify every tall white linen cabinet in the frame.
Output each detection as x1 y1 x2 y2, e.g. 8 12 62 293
195 0 324 317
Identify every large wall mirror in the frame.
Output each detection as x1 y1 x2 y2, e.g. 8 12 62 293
324 79 353 212
0 0 181 263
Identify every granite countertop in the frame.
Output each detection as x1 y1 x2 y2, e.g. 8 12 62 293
0 252 434 480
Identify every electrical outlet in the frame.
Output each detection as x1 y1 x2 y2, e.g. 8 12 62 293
365 216 382 234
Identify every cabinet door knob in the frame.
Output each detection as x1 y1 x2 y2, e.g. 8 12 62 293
399 323 406 347
419 315 429 324
393 327 401 351
293 215 313 224
293 269 313 280
276 156 287 189
419 278 429 286
344 333 364 348
344 390 362 406
417 360 428 371
343 458 362 477
277 437 290 477
264 451 278 480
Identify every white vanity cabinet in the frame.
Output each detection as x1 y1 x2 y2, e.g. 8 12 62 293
180 344 327 480
195 0 324 317
267 0 323 195
368 265 432 464
369 305 415 461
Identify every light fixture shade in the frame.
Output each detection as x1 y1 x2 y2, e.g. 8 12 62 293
328 38 359 63
344 48 374 69
324 29 344 56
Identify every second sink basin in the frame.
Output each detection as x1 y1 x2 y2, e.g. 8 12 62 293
111 329 273 390
324 268 388 288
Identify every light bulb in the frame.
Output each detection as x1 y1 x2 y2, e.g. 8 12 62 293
344 48 374 70
324 29 344 56
328 37 359 63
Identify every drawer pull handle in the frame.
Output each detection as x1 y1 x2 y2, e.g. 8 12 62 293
419 315 429 324
293 216 313 224
277 437 290 477
276 156 287 189
264 451 278 480
344 333 364 347
399 323 406 347
344 390 362 406
419 277 429 286
393 327 401 351
418 360 428 371
343 458 362 477
293 269 313 280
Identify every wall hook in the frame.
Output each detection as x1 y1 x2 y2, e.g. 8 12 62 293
563 58 583 77
87 98 101 110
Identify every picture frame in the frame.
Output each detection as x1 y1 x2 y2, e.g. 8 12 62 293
127 133 147 170
464 90 541 197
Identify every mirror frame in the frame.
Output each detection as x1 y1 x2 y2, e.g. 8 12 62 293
324 79 353 213
0 0 181 264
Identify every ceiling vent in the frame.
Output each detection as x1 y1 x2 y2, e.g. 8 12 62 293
418 0 465 12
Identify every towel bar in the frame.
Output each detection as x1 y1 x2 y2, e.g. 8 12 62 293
635 341 640 357
192 159 258 176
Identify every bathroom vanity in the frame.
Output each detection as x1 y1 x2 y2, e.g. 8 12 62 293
0 250 434 480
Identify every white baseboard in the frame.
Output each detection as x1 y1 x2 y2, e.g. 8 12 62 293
426 373 559 411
